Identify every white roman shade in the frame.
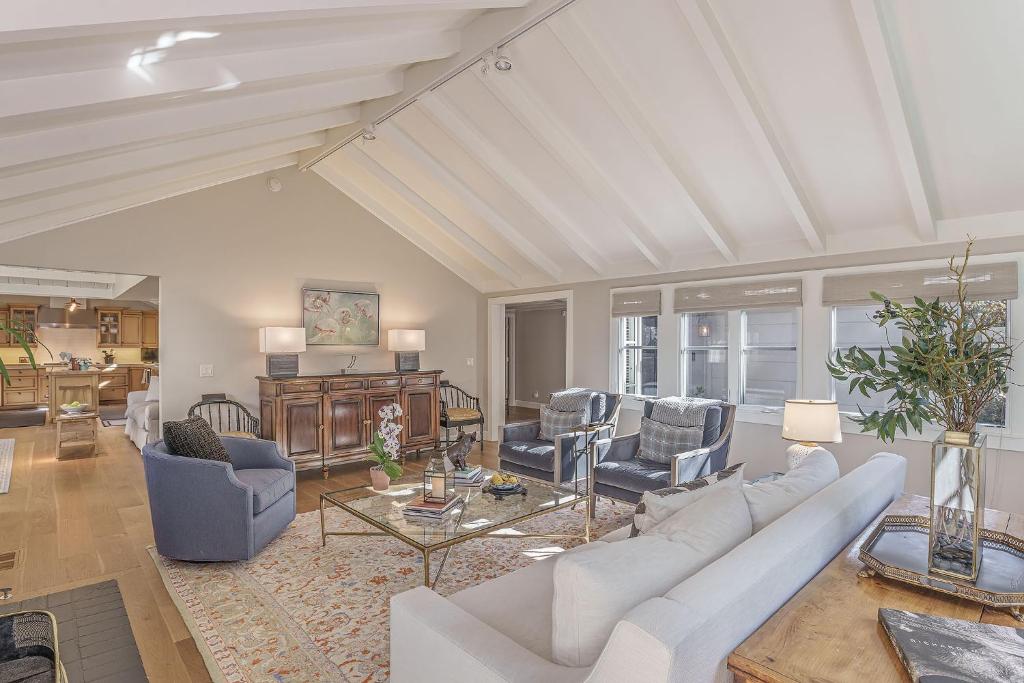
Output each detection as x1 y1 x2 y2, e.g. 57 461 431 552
674 279 802 313
611 290 661 317
822 262 1019 306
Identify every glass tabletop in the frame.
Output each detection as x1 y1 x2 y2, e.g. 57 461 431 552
321 469 585 550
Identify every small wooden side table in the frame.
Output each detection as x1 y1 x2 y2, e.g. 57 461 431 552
55 412 99 459
728 494 1023 683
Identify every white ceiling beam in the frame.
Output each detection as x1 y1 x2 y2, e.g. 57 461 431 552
313 159 488 292
0 283 117 298
472 66 666 271
850 0 936 242
302 0 572 168
674 0 826 253
548 14 737 263
0 154 297 244
0 32 459 119
0 109 357 202
417 92 608 275
111 274 148 298
0 72 400 170
379 122 563 281
345 145 522 286
0 266 118 284
0 1 528 43
0 135 321 226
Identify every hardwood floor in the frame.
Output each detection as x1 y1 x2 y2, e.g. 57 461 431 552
0 422 501 682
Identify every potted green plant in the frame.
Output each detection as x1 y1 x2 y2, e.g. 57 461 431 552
826 239 1014 580
368 402 404 490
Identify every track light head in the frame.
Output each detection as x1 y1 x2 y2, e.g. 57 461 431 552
494 52 512 72
361 125 377 142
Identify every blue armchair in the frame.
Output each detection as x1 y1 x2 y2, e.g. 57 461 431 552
499 391 622 486
590 400 736 504
142 436 296 561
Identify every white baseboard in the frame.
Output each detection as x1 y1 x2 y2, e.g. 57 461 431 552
511 399 545 410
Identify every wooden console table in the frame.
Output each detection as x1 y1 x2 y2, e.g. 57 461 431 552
258 370 442 477
728 494 1023 682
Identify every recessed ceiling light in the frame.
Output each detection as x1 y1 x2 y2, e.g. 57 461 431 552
267 176 283 192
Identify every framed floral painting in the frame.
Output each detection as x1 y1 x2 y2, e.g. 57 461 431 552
302 289 380 346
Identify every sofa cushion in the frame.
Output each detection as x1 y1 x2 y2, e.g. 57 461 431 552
637 416 704 465
743 448 839 532
593 458 670 493
234 467 293 514
551 484 752 667
163 416 230 462
630 461 745 537
499 439 556 473
539 407 585 441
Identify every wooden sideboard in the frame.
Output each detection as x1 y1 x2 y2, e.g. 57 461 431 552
258 370 442 475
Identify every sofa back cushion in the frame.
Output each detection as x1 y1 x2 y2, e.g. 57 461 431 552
630 461 745 537
743 448 840 532
551 483 752 667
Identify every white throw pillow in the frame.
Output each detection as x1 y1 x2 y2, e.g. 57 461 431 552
742 448 839 533
551 484 752 667
144 375 160 402
630 462 745 536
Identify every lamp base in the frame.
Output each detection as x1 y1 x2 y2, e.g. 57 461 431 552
394 351 420 372
266 353 299 377
786 442 819 470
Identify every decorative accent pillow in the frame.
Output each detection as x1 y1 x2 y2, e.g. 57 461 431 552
551 483 752 667
637 416 704 464
163 416 230 462
539 406 586 441
629 461 745 537
649 396 721 427
743 448 839 532
549 388 594 414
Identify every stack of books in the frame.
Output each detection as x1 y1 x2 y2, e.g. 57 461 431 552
454 465 485 487
402 495 461 521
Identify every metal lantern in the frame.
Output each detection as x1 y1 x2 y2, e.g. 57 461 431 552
423 455 454 504
929 431 986 581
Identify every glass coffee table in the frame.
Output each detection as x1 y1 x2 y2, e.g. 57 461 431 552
320 470 589 589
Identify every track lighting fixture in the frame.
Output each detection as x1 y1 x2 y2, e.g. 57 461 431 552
480 49 512 76
361 125 377 142
494 51 512 72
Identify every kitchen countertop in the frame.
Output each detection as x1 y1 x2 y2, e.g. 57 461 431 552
256 369 442 381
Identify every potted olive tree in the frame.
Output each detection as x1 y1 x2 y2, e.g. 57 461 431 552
368 402 404 490
827 240 1014 580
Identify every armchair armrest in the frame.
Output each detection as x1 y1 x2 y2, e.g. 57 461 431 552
502 420 540 443
390 587 585 683
592 431 640 464
670 447 712 486
222 437 294 472
553 424 614 483
127 390 149 408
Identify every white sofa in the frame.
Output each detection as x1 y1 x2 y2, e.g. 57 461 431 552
125 389 159 450
391 452 907 683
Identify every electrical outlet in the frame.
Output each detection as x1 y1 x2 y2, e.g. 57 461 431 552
199 364 214 377
466 357 474 367
533 391 539 399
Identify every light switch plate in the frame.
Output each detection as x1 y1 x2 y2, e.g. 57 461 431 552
199 364 214 377
466 357 474 367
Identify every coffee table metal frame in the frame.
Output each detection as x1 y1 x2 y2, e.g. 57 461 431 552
320 476 590 589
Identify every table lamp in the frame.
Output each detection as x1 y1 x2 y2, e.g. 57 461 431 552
388 329 425 372
259 327 306 377
782 399 842 469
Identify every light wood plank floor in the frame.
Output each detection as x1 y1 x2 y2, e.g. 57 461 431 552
0 422 500 682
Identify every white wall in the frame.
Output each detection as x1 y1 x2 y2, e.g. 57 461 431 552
0 167 484 421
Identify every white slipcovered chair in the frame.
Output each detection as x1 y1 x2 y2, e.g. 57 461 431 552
125 375 159 450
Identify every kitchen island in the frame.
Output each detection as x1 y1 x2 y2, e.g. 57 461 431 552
47 369 100 423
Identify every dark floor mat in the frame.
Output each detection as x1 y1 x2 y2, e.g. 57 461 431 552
0 408 47 429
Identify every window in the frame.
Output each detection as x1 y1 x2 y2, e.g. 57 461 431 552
831 301 1007 426
681 311 728 401
741 308 798 407
618 315 658 397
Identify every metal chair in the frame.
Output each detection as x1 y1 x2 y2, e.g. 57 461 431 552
188 393 259 437
439 380 484 452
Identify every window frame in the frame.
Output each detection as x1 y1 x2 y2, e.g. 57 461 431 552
617 314 659 398
679 311 729 402
739 307 800 408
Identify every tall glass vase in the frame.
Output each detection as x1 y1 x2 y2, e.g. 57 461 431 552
929 431 986 581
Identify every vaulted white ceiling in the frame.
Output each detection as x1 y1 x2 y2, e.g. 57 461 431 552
3 1 1024 294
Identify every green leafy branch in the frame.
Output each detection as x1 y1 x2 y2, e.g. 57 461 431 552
368 432 403 479
0 321 53 386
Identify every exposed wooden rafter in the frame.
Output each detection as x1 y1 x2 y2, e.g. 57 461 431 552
675 0 826 253
850 0 936 242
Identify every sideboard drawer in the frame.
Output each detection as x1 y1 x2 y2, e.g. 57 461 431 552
281 381 323 395
4 389 37 406
403 375 437 387
6 375 36 389
329 379 366 392
369 378 401 389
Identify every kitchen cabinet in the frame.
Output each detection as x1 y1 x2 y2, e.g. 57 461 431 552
121 311 142 347
259 370 441 475
0 368 44 408
0 310 9 346
141 312 158 348
8 306 38 346
97 309 122 346
98 366 128 404
128 367 150 393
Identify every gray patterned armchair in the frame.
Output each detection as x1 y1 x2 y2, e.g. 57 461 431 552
590 400 736 503
499 391 622 486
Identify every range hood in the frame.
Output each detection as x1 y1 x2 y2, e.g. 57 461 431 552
37 306 96 330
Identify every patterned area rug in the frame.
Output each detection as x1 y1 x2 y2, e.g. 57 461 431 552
0 438 13 494
151 498 633 682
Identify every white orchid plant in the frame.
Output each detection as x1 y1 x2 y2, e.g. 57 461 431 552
369 402 404 479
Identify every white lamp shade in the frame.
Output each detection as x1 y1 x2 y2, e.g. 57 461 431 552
782 400 842 444
259 327 306 353
388 329 425 352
